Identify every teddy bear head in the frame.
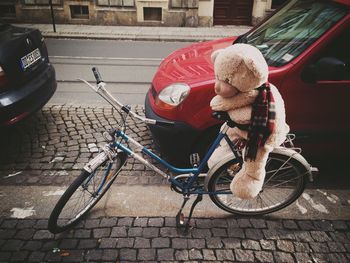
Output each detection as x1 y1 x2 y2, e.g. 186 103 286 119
211 43 268 96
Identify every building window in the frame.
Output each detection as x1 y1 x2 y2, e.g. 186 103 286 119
0 4 16 18
171 0 198 9
24 0 62 5
272 0 288 9
143 7 162 21
70 5 89 19
97 0 135 7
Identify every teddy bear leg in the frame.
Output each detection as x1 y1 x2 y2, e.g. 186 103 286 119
207 128 241 169
230 145 273 199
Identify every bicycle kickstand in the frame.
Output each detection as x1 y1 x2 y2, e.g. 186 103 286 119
175 194 203 234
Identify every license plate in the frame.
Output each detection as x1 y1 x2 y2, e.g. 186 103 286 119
20 48 41 71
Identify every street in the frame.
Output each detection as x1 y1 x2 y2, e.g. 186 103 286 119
46 39 191 105
0 38 349 262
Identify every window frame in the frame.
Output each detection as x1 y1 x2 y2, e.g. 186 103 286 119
23 0 62 6
170 0 198 9
96 0 135 8
70 5 89 20
0 4 16 18
143 7 162 21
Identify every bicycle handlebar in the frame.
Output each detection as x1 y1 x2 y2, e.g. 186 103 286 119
155 120 175 127
83 67 175 127
92 67 103 84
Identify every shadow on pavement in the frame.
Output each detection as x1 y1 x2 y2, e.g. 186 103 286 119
0 112 44 168
0 109 349 190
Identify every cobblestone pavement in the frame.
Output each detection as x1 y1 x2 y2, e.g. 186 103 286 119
0 216 350 262
0 105 167 187
1 106 350 262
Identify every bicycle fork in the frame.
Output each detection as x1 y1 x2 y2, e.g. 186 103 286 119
176 194 203 234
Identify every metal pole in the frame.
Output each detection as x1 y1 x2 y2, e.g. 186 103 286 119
49 0 56 33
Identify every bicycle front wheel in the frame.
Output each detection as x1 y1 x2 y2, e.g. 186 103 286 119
48 152 127 234
207 152 307 216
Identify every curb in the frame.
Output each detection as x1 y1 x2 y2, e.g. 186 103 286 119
13 23 252 42
41 32 225 42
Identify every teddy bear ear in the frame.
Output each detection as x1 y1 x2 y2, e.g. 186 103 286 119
211 49 224 64
245 56 268 81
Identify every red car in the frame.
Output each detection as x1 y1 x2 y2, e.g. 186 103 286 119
145 0 350 166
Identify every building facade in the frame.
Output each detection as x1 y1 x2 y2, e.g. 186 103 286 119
0 0 287 27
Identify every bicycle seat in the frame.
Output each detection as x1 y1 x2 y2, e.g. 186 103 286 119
212 111 250 131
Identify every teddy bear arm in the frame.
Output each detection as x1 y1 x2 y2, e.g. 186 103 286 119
213 90 258 112
228 105 252 124
210 95 233 111
229 90 258 109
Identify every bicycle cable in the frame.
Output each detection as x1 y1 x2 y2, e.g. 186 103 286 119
115 107 130 151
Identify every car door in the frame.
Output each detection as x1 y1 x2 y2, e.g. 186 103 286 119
281 17 350 158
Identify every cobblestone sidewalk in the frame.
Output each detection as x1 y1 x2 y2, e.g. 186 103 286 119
1 106 350 263
0 105 166 186
0 216 349 262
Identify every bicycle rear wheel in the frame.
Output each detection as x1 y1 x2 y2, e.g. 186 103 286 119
48 152 127 234
207 152 307 215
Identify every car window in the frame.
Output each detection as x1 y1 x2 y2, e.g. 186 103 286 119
317 26 350 80
242 0 348 67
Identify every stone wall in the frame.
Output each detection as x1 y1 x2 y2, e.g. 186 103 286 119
17 0 131 25
1 0 203 27
0 0 271 27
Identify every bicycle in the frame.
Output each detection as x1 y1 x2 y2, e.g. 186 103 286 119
48 67 317 234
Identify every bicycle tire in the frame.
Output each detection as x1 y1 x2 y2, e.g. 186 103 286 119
207 152 307 216
48 152 127 234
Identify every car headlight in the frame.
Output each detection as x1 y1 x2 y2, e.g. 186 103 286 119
155 83 190 110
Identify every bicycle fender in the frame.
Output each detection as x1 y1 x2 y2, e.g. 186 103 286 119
84 152 108 173
272 147 313 182
204 152 237 191
83 150 128 173
204 147 313 191
272 146 312 170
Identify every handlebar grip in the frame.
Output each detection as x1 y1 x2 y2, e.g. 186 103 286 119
92 67 103 84
156 120 175 127
212 111 229 120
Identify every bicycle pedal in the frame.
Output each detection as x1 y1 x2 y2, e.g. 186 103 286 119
179 213 185 225
176 212 185 227
190 153 200 167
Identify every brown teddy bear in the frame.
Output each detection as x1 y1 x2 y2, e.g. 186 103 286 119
207 44 290 199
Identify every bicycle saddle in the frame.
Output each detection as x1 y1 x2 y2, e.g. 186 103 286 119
212 111 250 131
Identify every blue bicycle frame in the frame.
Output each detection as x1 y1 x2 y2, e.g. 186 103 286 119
109 123 235 194
69 73 315 234
81 77 239 196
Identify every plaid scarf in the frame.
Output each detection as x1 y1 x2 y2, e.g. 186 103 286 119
245 82 276 161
